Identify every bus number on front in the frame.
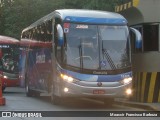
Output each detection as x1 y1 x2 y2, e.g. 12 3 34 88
76 25 88 29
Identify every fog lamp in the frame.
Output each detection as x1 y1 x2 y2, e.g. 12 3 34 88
126 88 132 95
64 87 69 92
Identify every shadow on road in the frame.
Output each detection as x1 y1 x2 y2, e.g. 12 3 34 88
39 96 119 110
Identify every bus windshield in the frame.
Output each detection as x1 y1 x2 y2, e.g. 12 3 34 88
64 23 130 71
0 48 19 73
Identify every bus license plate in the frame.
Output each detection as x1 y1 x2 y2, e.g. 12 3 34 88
93 90 105 94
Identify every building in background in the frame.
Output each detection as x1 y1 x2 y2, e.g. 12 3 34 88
115 0 160 103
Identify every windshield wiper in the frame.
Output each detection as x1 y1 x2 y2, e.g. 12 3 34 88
78 45 83 70
102 49 116 70
101 39 117 70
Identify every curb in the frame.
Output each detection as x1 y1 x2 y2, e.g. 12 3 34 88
115 100 158 111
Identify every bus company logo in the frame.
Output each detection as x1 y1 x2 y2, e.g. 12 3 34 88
100 60 107 67
97 82 102 87
93 71 108 75
36 53 45 64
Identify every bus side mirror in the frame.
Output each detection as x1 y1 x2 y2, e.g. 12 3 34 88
56 24 64 46
130 27 142 49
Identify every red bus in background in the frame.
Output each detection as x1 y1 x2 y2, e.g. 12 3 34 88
0 35 20 91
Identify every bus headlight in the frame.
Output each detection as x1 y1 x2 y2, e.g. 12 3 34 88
121 77 132 84
3 75 8 79
61 74 77 83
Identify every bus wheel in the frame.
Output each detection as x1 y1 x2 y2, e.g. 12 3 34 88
26 84 32 97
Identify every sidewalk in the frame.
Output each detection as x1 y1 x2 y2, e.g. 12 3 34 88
115 98 160 111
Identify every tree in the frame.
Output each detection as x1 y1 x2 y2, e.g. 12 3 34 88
0 0 12 35
0 0 127 39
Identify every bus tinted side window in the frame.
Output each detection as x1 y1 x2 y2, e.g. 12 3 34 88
46 20 52 42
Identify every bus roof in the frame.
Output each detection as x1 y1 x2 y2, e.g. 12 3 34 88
22 9 127 33
0 35 19 44
56 9 126 20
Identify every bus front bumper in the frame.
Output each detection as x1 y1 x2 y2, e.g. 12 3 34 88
60 81 132 98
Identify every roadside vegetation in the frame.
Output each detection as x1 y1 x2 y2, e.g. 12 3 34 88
0 0 130 39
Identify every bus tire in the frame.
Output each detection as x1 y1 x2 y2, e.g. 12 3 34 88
26 84 32 97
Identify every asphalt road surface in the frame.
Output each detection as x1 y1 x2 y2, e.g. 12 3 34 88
0 87 159 120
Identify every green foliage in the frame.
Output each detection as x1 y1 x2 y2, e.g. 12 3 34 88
0 0 127 39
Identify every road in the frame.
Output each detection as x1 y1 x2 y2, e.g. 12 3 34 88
0 87 159 120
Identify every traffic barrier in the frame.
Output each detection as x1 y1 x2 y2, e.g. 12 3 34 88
132 72 160 103
0 77 6 105
115 0 139 12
